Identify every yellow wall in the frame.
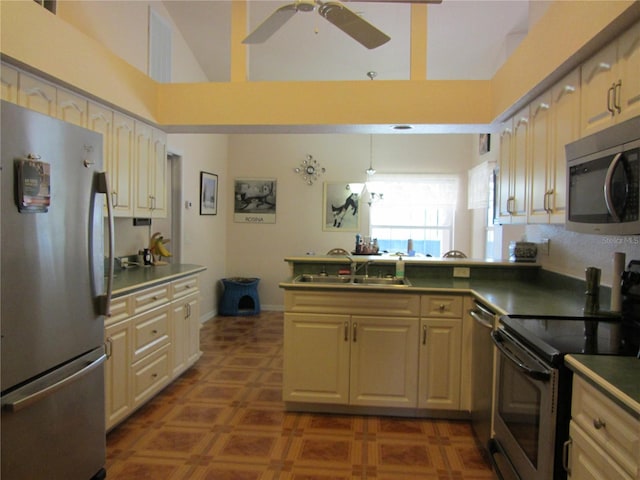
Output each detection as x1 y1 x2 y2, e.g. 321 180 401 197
2 0 638 129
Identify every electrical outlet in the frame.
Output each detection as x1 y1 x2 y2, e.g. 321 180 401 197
540 238 550 255
453 267 470 278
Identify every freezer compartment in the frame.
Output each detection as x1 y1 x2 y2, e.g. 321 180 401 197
1 348 106 480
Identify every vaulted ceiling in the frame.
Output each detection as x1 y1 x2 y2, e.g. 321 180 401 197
163 0 549 83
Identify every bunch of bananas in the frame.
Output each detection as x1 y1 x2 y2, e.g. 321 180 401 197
149 231 172 258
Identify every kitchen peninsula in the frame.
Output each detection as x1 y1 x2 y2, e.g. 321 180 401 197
279 255 620 418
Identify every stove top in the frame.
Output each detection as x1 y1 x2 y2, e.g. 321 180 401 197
499 315 640 366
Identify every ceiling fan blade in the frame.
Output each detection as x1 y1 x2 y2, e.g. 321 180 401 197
318 1 390 49
243 3 298 44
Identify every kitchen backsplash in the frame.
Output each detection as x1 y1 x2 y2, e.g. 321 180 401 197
525 224 639 287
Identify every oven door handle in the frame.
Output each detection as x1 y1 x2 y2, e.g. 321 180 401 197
491 331 551 381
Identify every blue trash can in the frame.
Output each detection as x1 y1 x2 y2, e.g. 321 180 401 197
219 277 260 316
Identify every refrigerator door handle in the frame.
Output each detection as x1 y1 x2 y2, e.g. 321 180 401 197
96 171 114 317
2 353 106 413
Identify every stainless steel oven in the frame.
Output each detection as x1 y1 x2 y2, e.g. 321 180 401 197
490 327 561 480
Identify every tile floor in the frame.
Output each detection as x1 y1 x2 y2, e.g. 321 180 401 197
106 311 496 480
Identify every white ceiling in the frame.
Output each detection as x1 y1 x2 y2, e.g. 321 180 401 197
162 0 548 83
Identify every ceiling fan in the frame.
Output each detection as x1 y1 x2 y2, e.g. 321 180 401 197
242 0 442 50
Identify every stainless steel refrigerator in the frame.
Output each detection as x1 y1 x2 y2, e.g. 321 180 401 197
1 100 114 480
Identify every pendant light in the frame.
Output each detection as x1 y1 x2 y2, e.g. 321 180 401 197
366 71 377 176
366 134 376 176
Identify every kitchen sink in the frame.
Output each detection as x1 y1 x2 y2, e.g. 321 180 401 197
293 274 410 287
294 274 352 284
352 276 411 286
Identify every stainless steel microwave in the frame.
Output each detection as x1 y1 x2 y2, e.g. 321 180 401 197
565 116 640 235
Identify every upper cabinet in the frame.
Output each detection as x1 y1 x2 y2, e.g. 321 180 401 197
528 69 581 224
495 107 528 225
17 72 56 117
56 88 89 128
581 20 640 136
2 64 166 219
134 122 167 218
1 64 19 103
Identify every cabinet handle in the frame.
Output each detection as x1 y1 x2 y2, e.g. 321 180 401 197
105 337 113 359
422 325 427 345
344 322 349 342
614 80 622 114
151 373 158 379
111 191 118 207
562 438 572 474
593 418 606 430
516 116 529 127
607 84 616 115
353 322 357 343
151 329 158 335
438 304 446 312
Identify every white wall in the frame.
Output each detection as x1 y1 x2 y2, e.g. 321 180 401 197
226 134 476 309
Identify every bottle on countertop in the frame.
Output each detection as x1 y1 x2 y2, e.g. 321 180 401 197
396 256 405 279
355 234 362 254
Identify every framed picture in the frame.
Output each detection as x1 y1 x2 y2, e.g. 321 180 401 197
479 133 491 155
323 182 360 232
234 178 277 224
200 171 218 215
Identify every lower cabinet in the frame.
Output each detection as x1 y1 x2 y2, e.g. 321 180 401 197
171 291 201 377
284 313 419 408
104 273 201 431
418 295 464 410
418 318 462 409
283 290 466 413
566 375 638 480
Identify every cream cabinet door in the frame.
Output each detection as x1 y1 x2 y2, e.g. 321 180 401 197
18 72 56 116
617 20 640 124
105 319 132 431
171 291 201 377
418 318 462 410
528 92 552 224
548 69 580 224
134 122 166 218
510 108 529 223
1 63 19 103
495 119 513 224
283 312 350 405
109 112 135 216
349 316 419 408
56 88 88 127
581 42 618 136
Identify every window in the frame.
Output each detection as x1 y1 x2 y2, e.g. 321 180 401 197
367 175 458 257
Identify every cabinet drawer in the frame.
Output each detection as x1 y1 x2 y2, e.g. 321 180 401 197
420 295 463 318
132 344 170 407
171 275 199 300
106 295 130 326
131 305 170 363
571 376 639 478
132 284 170 315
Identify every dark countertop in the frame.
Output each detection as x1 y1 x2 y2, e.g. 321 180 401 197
565 355 640 418
279 276 610 318
111 263 206 297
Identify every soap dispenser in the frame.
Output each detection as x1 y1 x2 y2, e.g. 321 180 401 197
396 256 405 279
